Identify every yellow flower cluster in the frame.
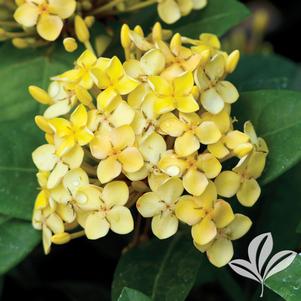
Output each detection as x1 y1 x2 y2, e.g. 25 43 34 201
30 22 268 267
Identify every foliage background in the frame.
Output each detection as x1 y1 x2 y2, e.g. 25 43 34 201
0 0 300 300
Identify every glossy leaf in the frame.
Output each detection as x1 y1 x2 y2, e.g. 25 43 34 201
229 54 298 91
112 231 202 301
266 255 301 301
0 219 40 275
235 90 301 184
117 287 151 301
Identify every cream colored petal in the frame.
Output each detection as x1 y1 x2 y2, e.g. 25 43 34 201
111 125 135 149
42 225 52 255
75 185 102 210
154 96 175 114
97 157 122 184
157 0 181 24
148 172 170 192
47 161 69 189
63 168 89 195
115 75 139 95
183 169 208 196
62 144 84 169
148 76 172 96
37 14 63 41
137 192 164 217
173 71 194 96
97 87 122 112
178 0 193 15
151 213 178 239
14 3 39 27
158 113 186 137
49 0 76 19
225 213 252 240
207 238 233 267
46 213 64 234
89 134 112 160
201 88 224 114
140 49 166 75
214 171 241 198
126 165 149 181
70 104 88 128
139 132 167 164
208 140 230 159
195 180 217 209
197 153 222 179
175 195 204 225
44 100 70 119
175 132 200 157
237 178 261 207
102 181 129 207
191 216 217 245
192 0 207 9
107 206 134 234
215 81 239 104
201 110 231 134
246 151 267 179
157 177 184 203
213 200 234 228
56 203 76 223
85 212 110 239
32 144 58 171
109 101 135 128
118 147 144 173
195 121 222 144
50 184 71 204
224 130 249 150
205 54 225 82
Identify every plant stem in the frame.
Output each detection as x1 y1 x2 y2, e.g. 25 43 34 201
123 0 157 12
91 0 124 15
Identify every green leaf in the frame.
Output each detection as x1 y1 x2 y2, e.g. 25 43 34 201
112 231 202 301
296 221 301 234
0 219 40 275
234 90 301 185
228 54 298 91
172 0 250 38
266 255 301 301
0 44 78 220
117 287 151 301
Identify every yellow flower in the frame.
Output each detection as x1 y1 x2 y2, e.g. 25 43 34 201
148 71 199 114
158 151 221 196
194 214 252 267
14 0 76 41
175 181 235 247
94 56 139 111
49 104 94 156
83 181 134 239
91 125 144 183
159 112 222 156
195 53 239 114
137 177 183 239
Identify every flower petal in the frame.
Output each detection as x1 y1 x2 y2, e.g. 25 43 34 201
191 216 217 245
37 14 63 41
201 88 224 114
62 168 89 195
237 178 261 207
109 101 135 127
214 171 241 198
62 144 84 169
176 95 199 113
107 206 134 234
195 121 222 144
157 0 181 24
175 132 200 157
70 104 88 128
49 0 76 19
85 212 110 239
225 214 252 240
183 169 208 196
197 153 222 179
207 237 233 267
213 200 234 228
47 161 69 189
118 147 144 173
102 181 129 207
157 177 184 203
97 157 122 184
151 213 178 239
14 3 39 27
32 144 58 171
137 192 164 217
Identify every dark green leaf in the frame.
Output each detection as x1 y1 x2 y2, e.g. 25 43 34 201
296 221 301 234
172 0 250 38
266 255 301 301
0 219 40 275
0 44 78 220
117 287 151 301
234 90 301 185
229 54 298 91
112 231 202 301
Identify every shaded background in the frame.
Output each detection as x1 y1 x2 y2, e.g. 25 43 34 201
1 1 301 300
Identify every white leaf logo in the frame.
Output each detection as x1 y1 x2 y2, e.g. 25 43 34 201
228 232 297 297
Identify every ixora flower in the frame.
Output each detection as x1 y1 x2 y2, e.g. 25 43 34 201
29 22 268 268
14 0 76 41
